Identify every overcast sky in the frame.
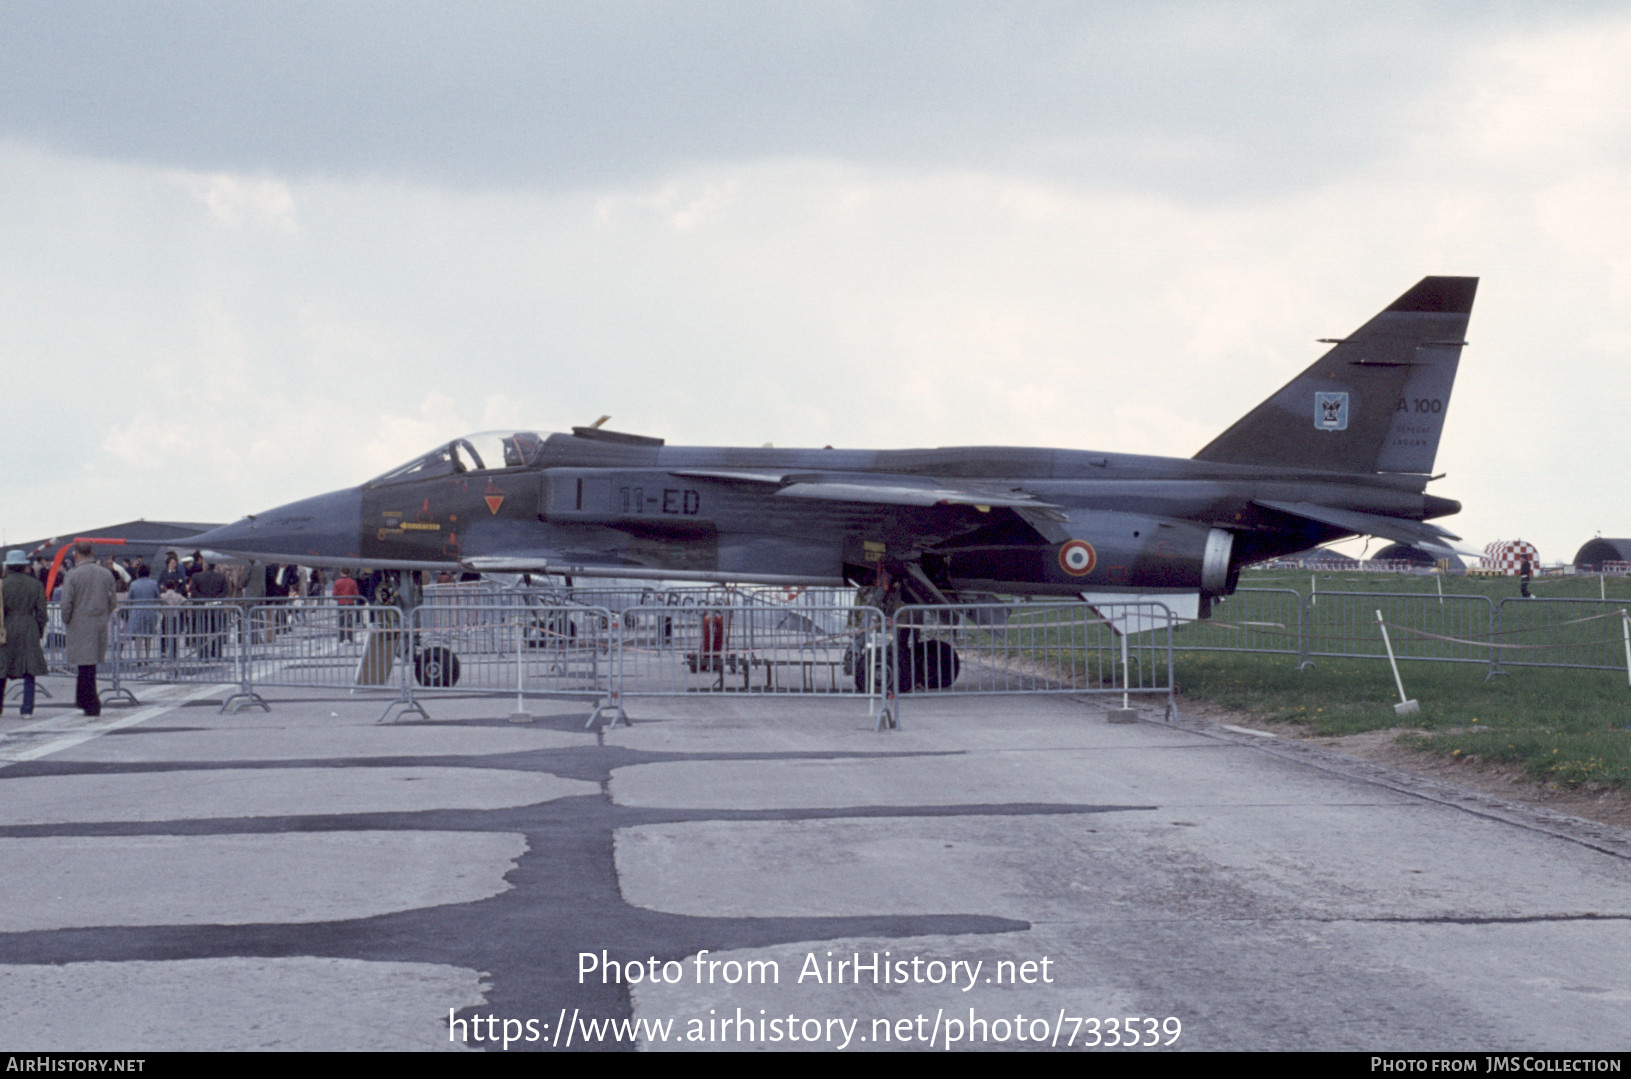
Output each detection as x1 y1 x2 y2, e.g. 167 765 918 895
3 2 1628 565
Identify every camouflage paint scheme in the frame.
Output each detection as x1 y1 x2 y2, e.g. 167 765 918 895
188 277 1476 617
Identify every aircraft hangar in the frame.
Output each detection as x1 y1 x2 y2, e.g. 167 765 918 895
1573 537 1631 571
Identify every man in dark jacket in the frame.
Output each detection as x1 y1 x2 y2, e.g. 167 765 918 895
188 562 230 658
0 549 49 716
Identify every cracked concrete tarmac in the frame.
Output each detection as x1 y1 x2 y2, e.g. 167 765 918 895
1 680 1628 1051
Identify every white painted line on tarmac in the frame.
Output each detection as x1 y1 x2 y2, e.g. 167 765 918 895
0 682 230 766
1220 723 1277 737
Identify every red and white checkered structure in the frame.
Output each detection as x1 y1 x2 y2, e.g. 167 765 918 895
1481 539 1540 575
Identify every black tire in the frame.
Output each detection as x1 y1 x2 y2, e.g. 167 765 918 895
850 636 899 693
909 640 960 691
415 645 461 687
848 633 958 693
848 639 871 692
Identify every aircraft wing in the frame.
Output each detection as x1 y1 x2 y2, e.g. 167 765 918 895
670 469 1059 511
1253 499 1469 556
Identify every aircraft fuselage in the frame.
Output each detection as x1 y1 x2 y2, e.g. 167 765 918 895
187 276 1478 610
201 435 1454 601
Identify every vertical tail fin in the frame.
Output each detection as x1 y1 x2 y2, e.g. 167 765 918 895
1193 276 1477 474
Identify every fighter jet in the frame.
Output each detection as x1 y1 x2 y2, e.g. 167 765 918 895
188 276 1476 624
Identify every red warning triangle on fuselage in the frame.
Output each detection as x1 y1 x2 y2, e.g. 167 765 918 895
484 481 504 515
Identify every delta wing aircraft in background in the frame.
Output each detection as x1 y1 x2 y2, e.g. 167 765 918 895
189 277 1477 624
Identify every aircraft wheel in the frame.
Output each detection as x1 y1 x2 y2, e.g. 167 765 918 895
850 638 890 694
909 640 960 691
415 646 461 687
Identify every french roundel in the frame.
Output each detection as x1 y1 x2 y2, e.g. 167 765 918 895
1059 539 1097 577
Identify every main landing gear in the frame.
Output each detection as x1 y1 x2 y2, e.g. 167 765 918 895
847 630 961 694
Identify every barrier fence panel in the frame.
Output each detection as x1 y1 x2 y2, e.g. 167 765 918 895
1173 588 1306 664
560 584 859 629
681 594 855 652
41 602 68 676
613 602 892 726
894 601 1175 718
243 602 406 693
395 602 617 721
1305 591 1496 673
109 599 246 707
1493 598 1631 673
61 580 1631 728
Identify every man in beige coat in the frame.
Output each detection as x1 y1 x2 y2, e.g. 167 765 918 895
62 540 116 716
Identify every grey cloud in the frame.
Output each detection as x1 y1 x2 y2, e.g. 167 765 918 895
0 1 1590 196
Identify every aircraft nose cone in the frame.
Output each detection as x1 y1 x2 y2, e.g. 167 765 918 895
189 488 364 564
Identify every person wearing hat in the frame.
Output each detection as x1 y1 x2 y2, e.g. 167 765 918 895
61 539 116 716
0 549 48 717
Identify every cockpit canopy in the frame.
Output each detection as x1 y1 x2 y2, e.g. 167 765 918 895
368 430 546 486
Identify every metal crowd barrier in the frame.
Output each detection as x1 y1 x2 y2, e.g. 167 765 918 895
559 583 857 621
389 602 618 725
894 601 1176 719
109 599 254 710
1172 590 1499 676
108 598 251 709
243 601 403 694
1491 598 1631 674
613 601 894 727
1303 591 1497 672
62 584 1631 728
104 598 414 714
41 602 68 676
1174 588 1306 665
